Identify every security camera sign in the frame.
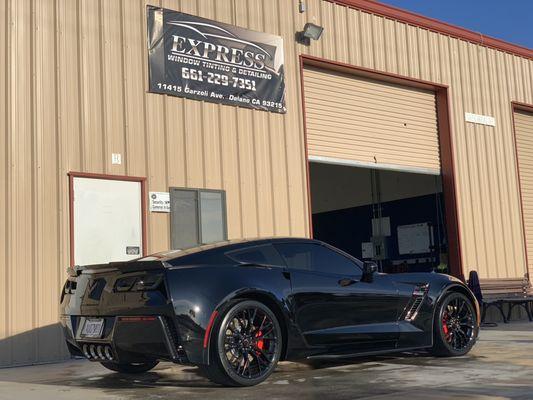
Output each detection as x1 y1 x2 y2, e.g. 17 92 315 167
149 192 170 213
147 6 286 113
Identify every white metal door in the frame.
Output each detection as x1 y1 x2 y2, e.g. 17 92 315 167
72 177 143 265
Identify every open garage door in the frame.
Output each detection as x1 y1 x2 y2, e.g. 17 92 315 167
303 65 451 275
303 66 440 175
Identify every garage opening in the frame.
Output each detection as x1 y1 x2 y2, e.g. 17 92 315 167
310 162 449 274
302 62 460 275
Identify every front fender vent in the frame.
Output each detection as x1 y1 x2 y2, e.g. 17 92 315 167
403 283 430 321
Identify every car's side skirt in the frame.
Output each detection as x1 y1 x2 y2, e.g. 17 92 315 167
306 345 433 360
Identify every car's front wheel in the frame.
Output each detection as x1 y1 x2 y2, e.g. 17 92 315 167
100 361 159 374
431 292 478 356
201 300 283 386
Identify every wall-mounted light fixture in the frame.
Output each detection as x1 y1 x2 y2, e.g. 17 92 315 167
297 22 324 45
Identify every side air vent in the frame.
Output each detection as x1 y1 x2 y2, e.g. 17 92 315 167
159 316 188 363
403 283 429 321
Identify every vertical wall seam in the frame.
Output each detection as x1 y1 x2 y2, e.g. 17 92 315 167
140 0 150 250
3 0 11 356
275 0 291 235
263 1 276 235
119 0 128 174
30 0 38 360
249 2 262 235
76 0 84 171
471 45 491 276
6 0 12 364
487 50 511 277
53 0 64 357
98 0 106 173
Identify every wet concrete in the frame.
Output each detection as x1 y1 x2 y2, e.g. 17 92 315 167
1 323 533 400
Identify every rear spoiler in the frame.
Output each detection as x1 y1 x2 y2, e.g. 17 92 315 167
67 260 168 277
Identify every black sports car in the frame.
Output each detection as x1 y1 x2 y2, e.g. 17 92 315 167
60 238 479 386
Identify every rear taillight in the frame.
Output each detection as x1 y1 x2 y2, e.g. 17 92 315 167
114 273 163 292
61 280 77 303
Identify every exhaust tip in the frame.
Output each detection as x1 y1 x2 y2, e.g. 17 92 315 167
96 345 105 360
82 344 91 359
89 344 97 359
104 346 114 361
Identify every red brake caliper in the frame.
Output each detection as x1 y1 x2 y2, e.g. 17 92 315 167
442 313 449 336
255 330 264 351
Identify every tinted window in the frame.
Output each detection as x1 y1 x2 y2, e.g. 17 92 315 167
200 191 226 244
170 188 227 249
275 243 360 276
170 190 198 249
227 244 285 267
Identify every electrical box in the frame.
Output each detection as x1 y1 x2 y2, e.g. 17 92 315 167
371 236 389 260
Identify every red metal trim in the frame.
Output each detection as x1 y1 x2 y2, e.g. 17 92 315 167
299 56 315 238
68 171 148 266
436 89 463 280
203 310 219 349
302 54 448 90
298 55 464 279
510 102 533 280
326 0 533 60
513 101 533 113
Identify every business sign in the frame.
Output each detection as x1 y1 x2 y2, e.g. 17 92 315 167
149 192 170 213
147 6 286 113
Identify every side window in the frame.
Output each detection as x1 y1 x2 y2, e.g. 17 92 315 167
170 188 227 249
226 244 285 267
274 243 313 271
275 243 361 276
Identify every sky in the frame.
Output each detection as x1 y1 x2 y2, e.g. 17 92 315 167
378 0 533 49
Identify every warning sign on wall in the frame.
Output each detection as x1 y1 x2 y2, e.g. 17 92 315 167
149 192 170 213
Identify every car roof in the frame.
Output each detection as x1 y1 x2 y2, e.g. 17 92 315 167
133 237 323 262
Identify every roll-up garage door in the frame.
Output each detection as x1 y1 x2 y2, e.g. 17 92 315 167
303 66 440 174
514 109 533 277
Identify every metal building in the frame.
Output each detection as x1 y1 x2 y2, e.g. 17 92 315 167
1 0 532 367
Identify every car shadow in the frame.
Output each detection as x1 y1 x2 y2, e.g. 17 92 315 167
50 365 220 389
27 351 483 391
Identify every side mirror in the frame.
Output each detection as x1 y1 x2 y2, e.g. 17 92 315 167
362 261 378 282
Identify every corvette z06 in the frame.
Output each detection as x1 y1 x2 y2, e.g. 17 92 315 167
60 238 479 386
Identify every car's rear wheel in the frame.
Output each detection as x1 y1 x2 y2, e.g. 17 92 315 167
100 361 159 374
202 300 282 386
431 292 478 356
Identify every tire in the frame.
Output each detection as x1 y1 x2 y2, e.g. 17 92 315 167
431 292 478 357
202 300 283 387
100 361 159 374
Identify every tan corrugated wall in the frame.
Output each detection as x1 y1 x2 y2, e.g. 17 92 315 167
1 0 532 366
514 110 533 280
303 66 440 172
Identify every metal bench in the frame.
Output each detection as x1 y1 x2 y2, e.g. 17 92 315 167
478 277 533 323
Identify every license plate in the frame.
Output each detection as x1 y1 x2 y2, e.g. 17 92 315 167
81 318 104 338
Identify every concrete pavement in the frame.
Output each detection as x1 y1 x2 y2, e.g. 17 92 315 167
1 323 533 400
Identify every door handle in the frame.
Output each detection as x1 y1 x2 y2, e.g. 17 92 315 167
338 278 357 287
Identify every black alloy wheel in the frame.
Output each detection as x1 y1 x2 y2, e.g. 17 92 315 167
432 292 478 356
202 300 282 386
